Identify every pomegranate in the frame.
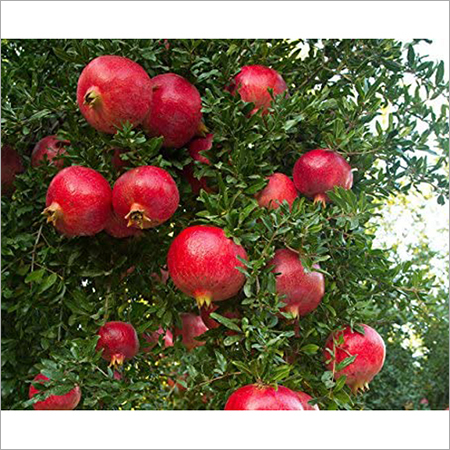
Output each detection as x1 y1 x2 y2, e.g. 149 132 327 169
28 373 81 410
227 65 288 115
200 304 240 336
151 268 169 285
167 225 248 307
269 248 325 317
104 210 140 239
182 164 212 195
31 136 69 169
293 149 353 205
167 373 188 393
112 166 179 229
143 327 174 351
184 134 213 194
296 391 320 410
324 324 386 394
255 173 298 210
419 397 429 405
143 73 203 148
77 55 152 134
43 166 112 237
1 144 23 196
111 148 130 172
174 313 208 351
96 321 139 366
224 384 304 410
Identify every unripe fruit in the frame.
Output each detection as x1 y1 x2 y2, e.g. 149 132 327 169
1 144 23 196
324 324 386 394
77 55 152 133
228 65 288 115
31 136 69 169
255 173 298 210
269 248 325 317
112 166 179 229
293 149 353 205
175 313 208 351
96 321 139 366
28 374 81 410
104 210 140 239
143 73 203 148
296 391 320 410
143 327 174 351
224 384 304 410
167 225 248 307
44 166 112 237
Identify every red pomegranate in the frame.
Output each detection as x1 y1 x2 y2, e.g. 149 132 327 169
269 248 325 317
96 321 140 366
104 210 140 238
183 133 213 194
143 327 174 351
296 391 320 410
293 149 353 205
324 324 386 394
182 165 212 195
143 73 203 148
224 384 304 410
227 65 288 115
1 144 23 196
44 166 112 237
167 373 188 393
28 374 81 410
112 166 179 229
255 173 298 210
200 304 240 336
77 55 152 134
31 136 69 169
111 148 130 172
174 313 208 351
167 225 248 307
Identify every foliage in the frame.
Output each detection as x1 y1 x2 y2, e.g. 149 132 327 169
1 39 448 410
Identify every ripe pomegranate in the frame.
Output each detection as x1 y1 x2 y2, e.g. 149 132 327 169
111 148 130 172
31 136 69 169
224 384 304 410
174 313 208 351
143 327 174 351
183 133 213 194
269 248 325 317
255 173 298 210
293 149 353 205
112 166 179 229
28 374 81 410
77 55 152 134
143 73 203 148
96 321 140 366
1 144 23 196
200 304 240 336
182 165 212 195
324 324 386 394
296 391 320 410
167 225 248 307
104 210 140 239
227 65 288 115
44 166 112 237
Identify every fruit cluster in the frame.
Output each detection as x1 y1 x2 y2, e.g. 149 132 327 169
3 55 386 410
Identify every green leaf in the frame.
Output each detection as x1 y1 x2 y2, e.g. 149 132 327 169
301 344 320 355
210 313 241 332
25 269 45 283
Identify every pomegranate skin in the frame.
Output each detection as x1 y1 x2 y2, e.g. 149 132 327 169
96 321 140 366
77 55 152 134
104 210 140 239
255 173 298 210
112 166 179 229
31 136 69 169
174 313 208 351
228 65 288 115
167 225 248 307
293 149 353 204
29 374 81 410
269 248 325 317
225 384 304 410
143 73 203 148
188 133 213 165
200 304 240 336
143 327 174 351
111 148 130 172
296 391 320 410
324 324 386 394
1 145 23 196
44 166 112 237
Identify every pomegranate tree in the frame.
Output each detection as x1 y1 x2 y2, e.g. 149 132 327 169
167 225 248 307
200 304 240 336
104 210 140 239
183 133 213 194
143 327 174 351
1 144 23 195
174 313 208 351
255 173 298 210
111 148 130 172
31 135 69 169
296 391 320 410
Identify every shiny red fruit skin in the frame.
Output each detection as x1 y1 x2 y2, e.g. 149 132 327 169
143 73 203 148
228 65 288 115
104 210 140 238
255 173 298 210
112 166 179 229
175 313 208 351
293 149 353 203
296 391 320 410
324 324 386 393
96 321 139 364
225 384 304 410
77 55 152 134
29 374 81 410
143 327 174 351
31 136 69 169
45 166 112 237
1 145 23 196
200 304 240 336
167 225 248 306
269 248 325 317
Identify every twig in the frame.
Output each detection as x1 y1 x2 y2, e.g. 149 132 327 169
194 371 242 390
